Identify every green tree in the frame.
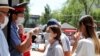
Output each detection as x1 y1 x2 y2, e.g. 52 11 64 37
51 10 62 22
20 0 24 3
91 8 100 21
91 8 100 31
51 0 100 27
79 0 95 15
40 4 51 24
61 0 83 27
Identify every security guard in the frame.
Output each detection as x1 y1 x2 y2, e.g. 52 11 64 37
9 2 32 56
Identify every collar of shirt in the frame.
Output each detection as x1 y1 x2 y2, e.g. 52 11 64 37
49 41 59 49
11 22 18 30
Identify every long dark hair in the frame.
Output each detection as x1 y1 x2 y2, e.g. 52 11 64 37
49 25 62 45
79 15 100 54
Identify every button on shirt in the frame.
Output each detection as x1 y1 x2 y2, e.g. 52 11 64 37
44 41 64 56
0 28 10 56
9 22 22 56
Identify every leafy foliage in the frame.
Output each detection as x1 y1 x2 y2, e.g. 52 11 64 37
51 0 100 27
40 4 51 24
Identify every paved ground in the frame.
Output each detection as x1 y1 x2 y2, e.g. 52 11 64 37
30 44 45 56
30 50 44 56
30 43 73 56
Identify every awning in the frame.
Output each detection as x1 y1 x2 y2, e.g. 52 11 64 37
64 29 76 32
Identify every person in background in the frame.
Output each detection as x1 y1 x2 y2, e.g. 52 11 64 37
32 29 38 43
18 25 31 56
47 19 71 56
0 0 14 56
37 19 71 56
9 2 32 56
72 15 100 56
44 25 64 56
32 27 40 43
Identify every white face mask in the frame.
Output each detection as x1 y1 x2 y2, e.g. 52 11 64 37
0 16 9 29
45 32 50 40
16 17 25 25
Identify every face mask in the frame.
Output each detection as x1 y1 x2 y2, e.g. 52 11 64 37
0 16 9 29
44 32 50 40
16 17 25 25
43 32 50 45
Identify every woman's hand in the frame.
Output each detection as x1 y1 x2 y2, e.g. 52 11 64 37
72 32 81 54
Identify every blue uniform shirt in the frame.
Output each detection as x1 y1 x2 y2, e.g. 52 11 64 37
9 22 22 56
